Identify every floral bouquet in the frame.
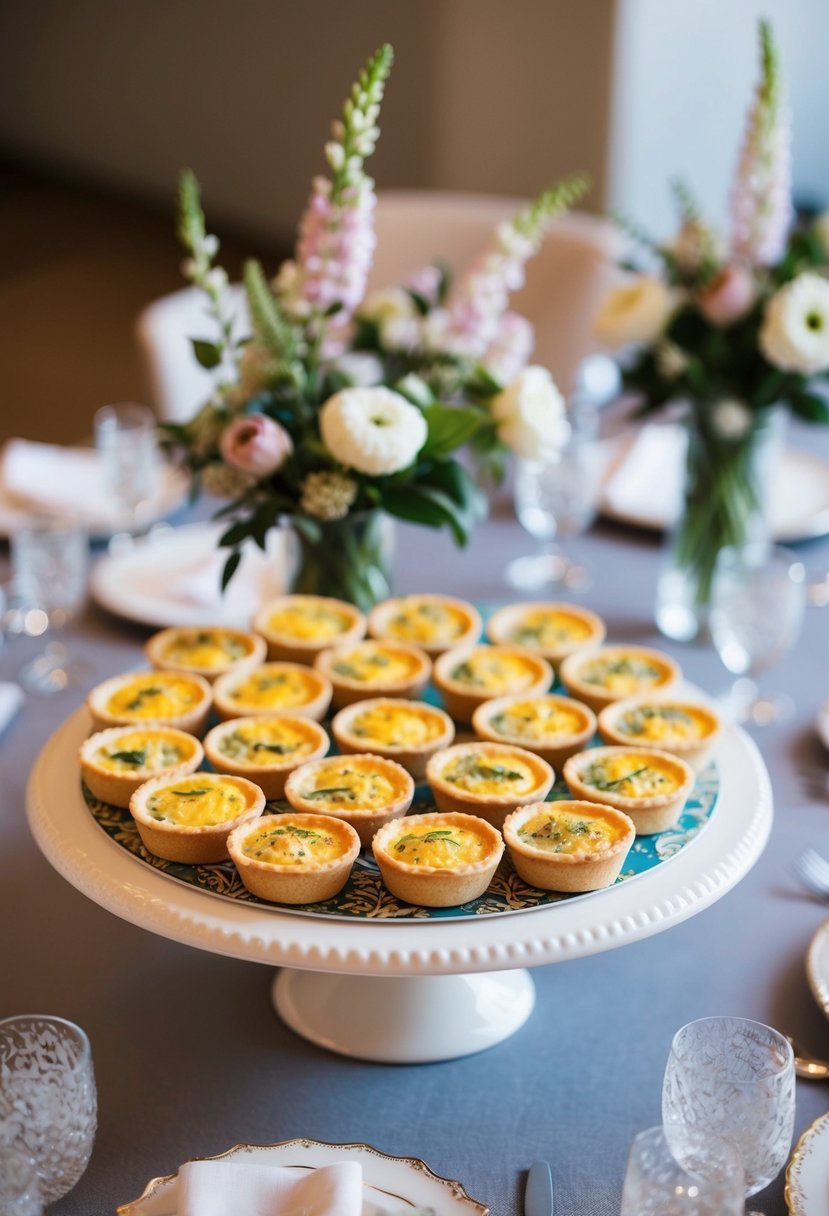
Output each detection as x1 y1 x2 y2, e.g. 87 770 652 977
164 44 586 610
594 20 829 636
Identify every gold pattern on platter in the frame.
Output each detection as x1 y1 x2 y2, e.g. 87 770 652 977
784 1109 829 1213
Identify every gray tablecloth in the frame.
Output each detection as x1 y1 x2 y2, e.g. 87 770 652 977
2 433 829 1216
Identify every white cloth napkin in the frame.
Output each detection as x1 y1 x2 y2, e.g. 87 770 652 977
0 439 113 526
178 1160 363 1216
0 683 23 736
602 423 686 525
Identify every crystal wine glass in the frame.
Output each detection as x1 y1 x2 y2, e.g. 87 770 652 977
10 517 90 694
0 1015 97 1205
506 401 600 592
621 1125 745 1216
709 543 806 725
94 401 160 534
661 1017 795 1208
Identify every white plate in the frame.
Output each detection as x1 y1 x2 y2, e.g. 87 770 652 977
117 1139 488 1215
89 522 288 629
596 430 829 542
786 1110 829 1215
0 462 189 540
806 916 829 1019
816 700 829 752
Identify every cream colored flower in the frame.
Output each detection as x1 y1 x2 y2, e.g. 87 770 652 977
760 272 829 374
358 287 420 349
656 339 688 380
594 275 675 349
319 386 428 475
711 398 752 441
490 365 569 461
299 470 358 520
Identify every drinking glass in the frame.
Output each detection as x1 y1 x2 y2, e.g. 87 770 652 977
662 1017 795 1203
0 1016 96 1205
709 543 806 725
0 1144 44 1216
94 401 159 532
621 1125 745 1215
506 402 600 592
10 518 90 694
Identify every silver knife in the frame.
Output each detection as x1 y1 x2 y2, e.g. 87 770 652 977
525 1160 555 1216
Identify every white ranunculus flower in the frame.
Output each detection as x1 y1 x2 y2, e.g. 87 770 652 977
594 275 675 349
319 387 428 476
759 272 829 374
490 366 569 461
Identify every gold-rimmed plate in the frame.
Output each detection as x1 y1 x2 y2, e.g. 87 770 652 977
806 916 829 1020
786 1110 829 1214
118 1138 488 1215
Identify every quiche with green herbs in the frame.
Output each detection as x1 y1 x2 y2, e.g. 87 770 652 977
227 812 361 904
559 644 680 713
372 811 504 907
503 800 635 892
563 745 694 834
426 740 554 829
284 752 415 846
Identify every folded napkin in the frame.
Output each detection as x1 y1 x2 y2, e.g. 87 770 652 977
602 423 686 525
0 683 23 736
178 1160 363 1216
1 439 114 527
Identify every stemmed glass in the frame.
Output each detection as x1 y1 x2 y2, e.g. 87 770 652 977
662 1017 795 1211
94 401 160 535
0 1015 97 1205
10 517 90 694
709 543 806 725
621 1125 745 1215
506 401 600 592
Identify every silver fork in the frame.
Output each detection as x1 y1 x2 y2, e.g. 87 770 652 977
793 848 829 899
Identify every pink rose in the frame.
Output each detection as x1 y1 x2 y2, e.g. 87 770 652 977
219 413 293 477
696 264 755 327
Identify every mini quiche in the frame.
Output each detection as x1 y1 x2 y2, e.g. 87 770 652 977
212 662 332 722
426 740 554 830
432 644 553 723
227 812 360 904
562 745 694 834
367 594 482 657
486 602 606 669
80 725 204 809
145 626 266 682
87 670 213 735
598 695 722 772
129 772 265 863
502 799 635 893
372 811 504 907
558 644 680 714
331 698 455 782
284 753 415 847
314 639 431 709
472 693 597 768
252 595 366 664
203 715 330 799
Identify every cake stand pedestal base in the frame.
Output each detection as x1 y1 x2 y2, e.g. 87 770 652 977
272 968 536 1063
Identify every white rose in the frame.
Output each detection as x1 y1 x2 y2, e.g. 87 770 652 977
594 275 675 349
319 386 428 476
759 272 829 374
490 366 569 461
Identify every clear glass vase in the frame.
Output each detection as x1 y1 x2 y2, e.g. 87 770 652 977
284 508 394 612
655 404 786 642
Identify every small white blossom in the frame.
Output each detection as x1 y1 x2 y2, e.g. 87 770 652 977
490 365 569 462
711 398 753 440
760 271 829 374
594 275 676 349
331 351 384 387
656 339 688 380
320 386 428 475
203 234 220 257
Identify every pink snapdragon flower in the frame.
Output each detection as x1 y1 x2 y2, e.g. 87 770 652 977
481 311 535 384
219 413 293 478
730 20 792 267
696 263 756 326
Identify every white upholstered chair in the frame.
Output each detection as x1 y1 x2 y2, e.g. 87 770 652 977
135 190 621 422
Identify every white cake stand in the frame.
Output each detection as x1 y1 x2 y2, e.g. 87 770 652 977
27 708 771 1063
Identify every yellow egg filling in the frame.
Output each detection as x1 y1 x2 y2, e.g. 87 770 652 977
107 675 205 719
577 655 669 695
383 600 469 644
439 750 540 796
229 667 320 709
387 825 491 867
145 777 254 826
613 704 713 744
298 762 399 810
330 645 421 685
579 753 682 798
265 601 354 642
217 719 320 766
517 807 625 855
506 610 593 649
488 698 586 741
449 650 541 693
160 630 251 668
239 819 347 866
94 729 195 773
347 703 445 748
